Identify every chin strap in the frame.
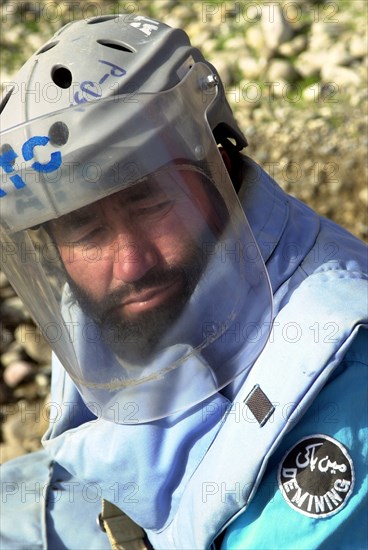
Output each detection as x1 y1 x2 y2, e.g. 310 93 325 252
98 499 150 550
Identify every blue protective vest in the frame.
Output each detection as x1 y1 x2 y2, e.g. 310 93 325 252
1 157 367 549
221 327 368 550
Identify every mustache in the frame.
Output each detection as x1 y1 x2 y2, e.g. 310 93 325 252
66 264 193 324
99 266 185 317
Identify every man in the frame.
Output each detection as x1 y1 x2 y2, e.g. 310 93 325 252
1 14 367 550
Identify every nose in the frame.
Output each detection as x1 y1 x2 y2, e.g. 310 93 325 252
111 232 158 283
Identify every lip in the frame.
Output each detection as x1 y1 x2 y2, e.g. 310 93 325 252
120 278 182 315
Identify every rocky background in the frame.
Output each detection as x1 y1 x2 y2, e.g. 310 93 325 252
1 0 367 461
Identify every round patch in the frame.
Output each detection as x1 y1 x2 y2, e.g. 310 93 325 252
278 434 354 518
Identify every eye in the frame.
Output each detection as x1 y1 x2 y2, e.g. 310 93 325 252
135 199 174 219
70 225 108 245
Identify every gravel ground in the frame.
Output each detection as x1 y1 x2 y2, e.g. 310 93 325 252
0 0 367 461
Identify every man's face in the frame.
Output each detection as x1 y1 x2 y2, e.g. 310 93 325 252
49 166 225 362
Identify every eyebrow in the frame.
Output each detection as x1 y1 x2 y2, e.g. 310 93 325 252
52 208 97 232
121 180 164 203
51 178 171 232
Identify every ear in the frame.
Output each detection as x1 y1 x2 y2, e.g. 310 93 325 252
219 146 232 174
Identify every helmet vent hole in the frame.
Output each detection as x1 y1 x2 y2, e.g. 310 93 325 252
0 87 14 115
36 41 59 55
97 39 135 53
87 15 118 24
48 122 69 146
52 66 73 89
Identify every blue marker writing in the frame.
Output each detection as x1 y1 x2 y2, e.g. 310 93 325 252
0 136 62 197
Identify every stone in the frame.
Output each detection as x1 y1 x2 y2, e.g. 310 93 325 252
185 22 212 49
1 397 49 462
327 42 352 67
311 21 346 42
0 272 10 287
359 186 368 205
0 283 16 299
260 3 293 52
1 342 27 367
0 297 30 324
245 26 265 52
0 325 13 353
321 65 362 89
278 35 308 57
225 36 249 53
267 59 299 83
199 37 217 59
350 89 368 108
238 56 265 80
296 42 352 78
295 51 321 78
245 4 262 22
14 323 51 364
13 379 41 401
3 361 35 388
26 33 45 53
236 79 262 108
302 83 322 102
349 35 368 59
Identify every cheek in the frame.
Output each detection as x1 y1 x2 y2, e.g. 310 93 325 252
153 214 204 263
59 246 112 299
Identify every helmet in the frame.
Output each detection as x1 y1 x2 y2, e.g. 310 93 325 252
0 14 272 423
1 14 246 145
1 13 247 232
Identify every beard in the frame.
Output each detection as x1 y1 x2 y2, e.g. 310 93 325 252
66 243 206 364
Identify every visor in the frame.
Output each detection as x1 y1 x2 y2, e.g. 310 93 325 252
0 63 273 422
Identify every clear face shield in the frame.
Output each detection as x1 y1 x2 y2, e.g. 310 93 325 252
1 63 273 423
